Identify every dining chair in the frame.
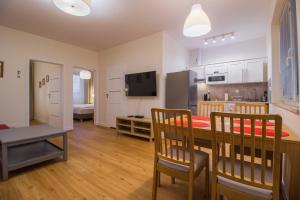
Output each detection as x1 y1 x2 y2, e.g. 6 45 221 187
233 102 273 166
198 101 225 117
234 102 269 114
151 108 209 200
210 112 282 200
196 101 225 149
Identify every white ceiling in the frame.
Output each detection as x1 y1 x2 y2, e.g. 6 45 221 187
0 0 273 51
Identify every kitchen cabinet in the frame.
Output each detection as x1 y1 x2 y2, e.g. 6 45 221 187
227 61 244 84
205 64 227 75
244 59 267 83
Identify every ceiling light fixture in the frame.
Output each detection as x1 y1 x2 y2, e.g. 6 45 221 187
53 0 91 16
80 70 91 79
203 32 235 45
231 33 235 40
183 3 211 37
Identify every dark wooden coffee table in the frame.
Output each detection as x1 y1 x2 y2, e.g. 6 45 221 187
0 125 67 180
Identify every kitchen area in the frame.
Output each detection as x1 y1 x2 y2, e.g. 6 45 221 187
166 38 269 114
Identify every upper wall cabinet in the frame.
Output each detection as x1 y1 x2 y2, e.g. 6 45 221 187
244 59 267 83
227 61 244 84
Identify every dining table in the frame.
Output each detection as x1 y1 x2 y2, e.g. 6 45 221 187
177 115 300 200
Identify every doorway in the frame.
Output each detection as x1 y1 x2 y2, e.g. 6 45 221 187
29 60 63 128
72 67 95 123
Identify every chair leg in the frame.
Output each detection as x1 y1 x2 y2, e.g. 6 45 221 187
171 177 175 184
205 161 210 198
187 178 194 200
152 170 158 200
158 172 161 187
152 161 158 200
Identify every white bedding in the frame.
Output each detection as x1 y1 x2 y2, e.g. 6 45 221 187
73 104 94 115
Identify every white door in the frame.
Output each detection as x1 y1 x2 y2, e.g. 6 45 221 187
48 65 62 128
244 59 266 83
228 61 244 84
106 66 123 128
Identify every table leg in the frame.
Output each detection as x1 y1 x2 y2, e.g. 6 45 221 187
63 133 68 161
1 144 8 181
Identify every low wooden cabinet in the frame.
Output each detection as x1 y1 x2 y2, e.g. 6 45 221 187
116 117 153 142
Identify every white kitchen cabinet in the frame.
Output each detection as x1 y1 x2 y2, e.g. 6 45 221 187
205 64 227 75
244 59 267 83
227 62 244 83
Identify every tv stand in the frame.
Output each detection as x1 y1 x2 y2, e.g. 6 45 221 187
116 116 153 142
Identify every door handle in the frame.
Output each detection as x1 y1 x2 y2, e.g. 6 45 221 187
106 93 109 99
48 93 51 99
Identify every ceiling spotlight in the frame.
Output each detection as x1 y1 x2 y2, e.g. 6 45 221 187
230 33 235 40
221 36 226 42
212 38 217 44
204 40 208 45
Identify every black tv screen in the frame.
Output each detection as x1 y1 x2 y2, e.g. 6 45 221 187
125 71 157 96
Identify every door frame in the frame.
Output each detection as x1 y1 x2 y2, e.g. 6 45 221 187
72 66 99 125
25 59 64 128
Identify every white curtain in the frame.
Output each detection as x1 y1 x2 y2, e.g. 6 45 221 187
73 74 86 104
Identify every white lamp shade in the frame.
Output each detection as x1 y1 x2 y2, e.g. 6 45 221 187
80 70 91 79
183 4 211 37
53 0 91 16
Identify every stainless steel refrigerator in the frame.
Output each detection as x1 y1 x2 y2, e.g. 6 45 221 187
166 70 198 115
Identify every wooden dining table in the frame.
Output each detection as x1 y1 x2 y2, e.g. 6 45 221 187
173 116 300 200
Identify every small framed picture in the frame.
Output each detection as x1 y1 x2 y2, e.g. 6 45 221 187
39 81 42 88
42 78 45 85
46 75 49 82
0 61 3 78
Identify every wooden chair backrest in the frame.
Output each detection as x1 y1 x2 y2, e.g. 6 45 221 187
151 108 195 170
210 112 282 194
198 101 225 117
234 102 269 114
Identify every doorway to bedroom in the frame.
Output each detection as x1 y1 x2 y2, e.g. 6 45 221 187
72 67 95 123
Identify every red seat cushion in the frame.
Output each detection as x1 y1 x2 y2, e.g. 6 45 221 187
0 124 9 130
233 127 289 137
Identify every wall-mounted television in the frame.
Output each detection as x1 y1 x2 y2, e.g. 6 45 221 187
125 71 157 96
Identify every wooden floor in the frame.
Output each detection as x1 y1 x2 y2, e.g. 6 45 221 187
0 121 209 200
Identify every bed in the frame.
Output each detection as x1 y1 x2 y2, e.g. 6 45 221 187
73 104 94 121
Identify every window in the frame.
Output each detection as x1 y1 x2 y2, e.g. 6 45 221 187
73 74 86 104
280 0 299 106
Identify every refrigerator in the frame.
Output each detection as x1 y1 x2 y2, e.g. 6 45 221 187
166 70 198 115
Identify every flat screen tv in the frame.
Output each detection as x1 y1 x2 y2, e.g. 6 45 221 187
125 71 157 96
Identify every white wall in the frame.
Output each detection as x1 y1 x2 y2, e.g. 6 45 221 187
267 0 300 137
162 32 189 74
98 33 164 126
0 26 99 130
98 32 189 127
200 37 267 65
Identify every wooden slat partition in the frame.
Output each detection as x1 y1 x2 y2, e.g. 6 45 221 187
210 112 282 200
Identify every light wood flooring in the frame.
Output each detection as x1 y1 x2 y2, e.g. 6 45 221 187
0 121 209 200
